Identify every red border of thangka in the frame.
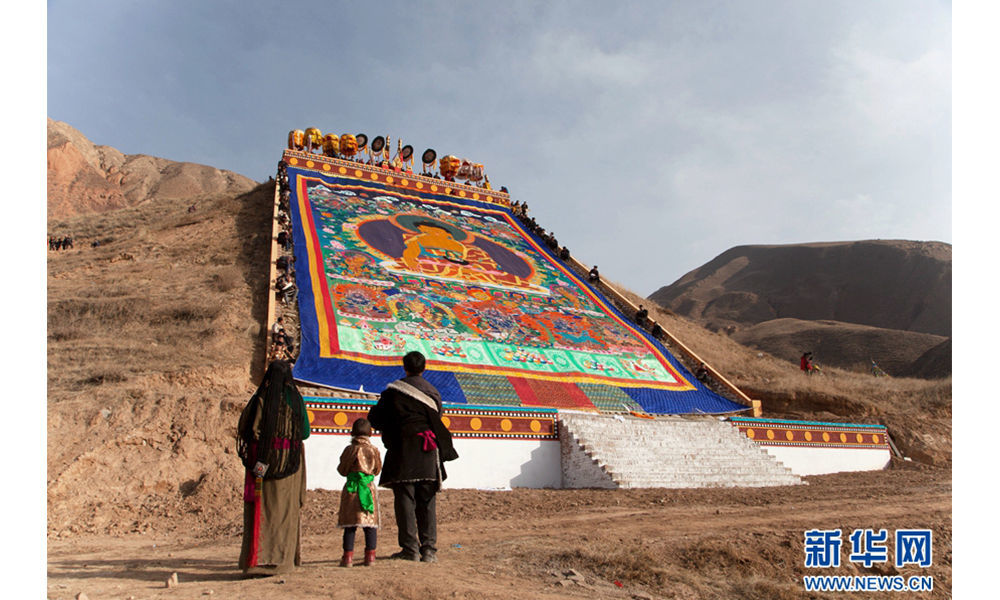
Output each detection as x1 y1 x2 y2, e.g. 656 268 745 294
729 418 890 450
306 400 559 440
293 169 695 391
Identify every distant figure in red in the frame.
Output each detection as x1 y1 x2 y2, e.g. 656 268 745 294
800 352 814 375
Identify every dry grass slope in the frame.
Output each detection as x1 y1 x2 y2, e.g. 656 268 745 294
47 184 274 536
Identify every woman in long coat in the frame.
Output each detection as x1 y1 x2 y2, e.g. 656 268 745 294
237 360 310 576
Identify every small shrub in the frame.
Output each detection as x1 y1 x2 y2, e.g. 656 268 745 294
48 325 85 342
164 305 220 323
211 268 241 292
81 370 129 386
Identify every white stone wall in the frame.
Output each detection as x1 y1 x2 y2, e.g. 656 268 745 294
757 445 891 476
446 437 561 489
304 434 350 491
304 417 892 491
304 434 562 490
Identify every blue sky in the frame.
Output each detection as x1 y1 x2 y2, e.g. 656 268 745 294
45 1 950 294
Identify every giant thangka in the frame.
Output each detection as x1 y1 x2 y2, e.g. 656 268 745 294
287 161 746 414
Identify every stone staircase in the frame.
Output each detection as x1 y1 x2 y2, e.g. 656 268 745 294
559 412 804 489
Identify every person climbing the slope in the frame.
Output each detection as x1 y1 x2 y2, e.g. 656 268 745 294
800 352 814 375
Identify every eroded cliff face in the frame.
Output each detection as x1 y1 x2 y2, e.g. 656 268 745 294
47 118 257 219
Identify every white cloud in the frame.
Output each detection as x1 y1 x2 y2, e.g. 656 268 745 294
529 32 656 88
829 27 951 144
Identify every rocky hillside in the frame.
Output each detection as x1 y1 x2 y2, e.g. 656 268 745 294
47 118 257 220
649 240 952 376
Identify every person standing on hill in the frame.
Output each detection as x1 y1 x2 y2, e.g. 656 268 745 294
367 351 458 563
800 352 814 375
237 360 310 577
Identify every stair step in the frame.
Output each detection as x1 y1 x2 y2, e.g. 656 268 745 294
560 413 803 490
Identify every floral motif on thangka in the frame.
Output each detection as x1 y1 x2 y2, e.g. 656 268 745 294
582 359 618 374
500 347 554 366
431 344 467 359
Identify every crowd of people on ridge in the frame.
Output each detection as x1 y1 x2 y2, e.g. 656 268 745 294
48 236 75 251
511 200 571 259
632 303 666 343
267 161 299 364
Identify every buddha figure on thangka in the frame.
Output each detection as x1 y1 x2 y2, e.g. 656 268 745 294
355 213 546 294
301 178 683 385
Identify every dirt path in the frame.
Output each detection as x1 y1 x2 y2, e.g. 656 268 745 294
48 465 950 599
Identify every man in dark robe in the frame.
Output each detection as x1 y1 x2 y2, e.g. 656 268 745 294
367 351 458 563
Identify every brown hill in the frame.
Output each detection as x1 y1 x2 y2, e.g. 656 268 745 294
648 240 951 376
47 180 274 536
650 240 951 335
729 318 947 376
47 118 257 220
899 338 952 379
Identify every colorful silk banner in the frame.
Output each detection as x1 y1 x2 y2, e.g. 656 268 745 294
286 160 746 414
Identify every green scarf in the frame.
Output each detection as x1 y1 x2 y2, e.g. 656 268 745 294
345 472 375 513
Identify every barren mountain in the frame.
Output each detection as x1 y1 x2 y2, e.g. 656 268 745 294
729 318 947 377
649 240 952 376
47 118 257 220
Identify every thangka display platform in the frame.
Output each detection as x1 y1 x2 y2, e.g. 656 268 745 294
285 153 746 415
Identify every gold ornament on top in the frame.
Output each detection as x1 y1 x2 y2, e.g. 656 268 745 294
339 134 359 158
304 128 323 153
